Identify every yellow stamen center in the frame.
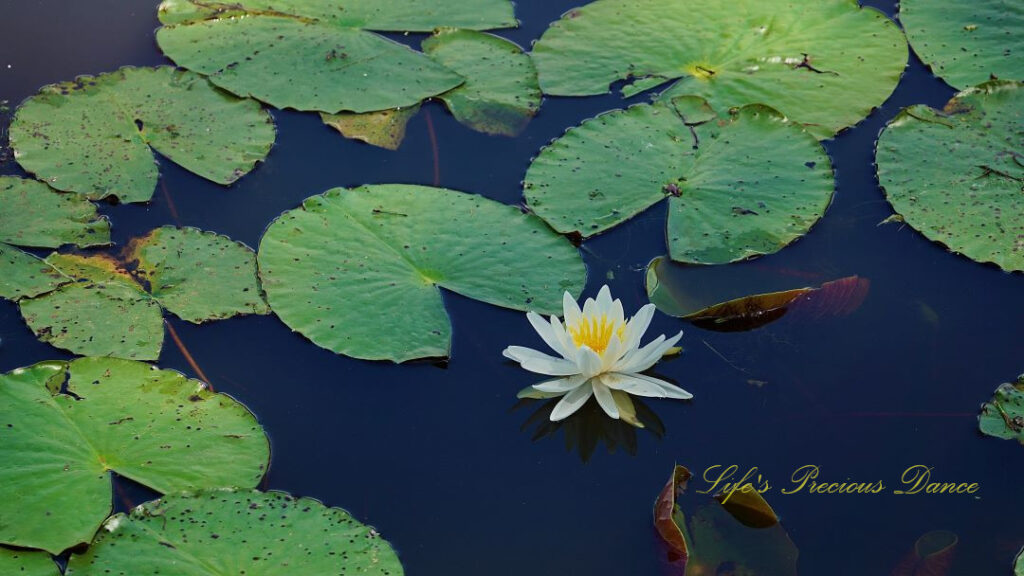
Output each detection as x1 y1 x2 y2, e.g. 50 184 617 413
568 314 625 355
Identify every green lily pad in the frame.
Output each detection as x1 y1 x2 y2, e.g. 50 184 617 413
876 80 1023 272
65 489 402 575
0 548 58 576
0 358 269 554
0 243 69 301
10 66 274 204
18 227 267 360
1016 547 1024 575
321 105 421 150
531 0 907 139
524 99 833 263
978 374 1024 443
258 184 586 361
156 0 517 114
127 227 270 323
900 0 1022 90
423 29 540 137
0 177 110 248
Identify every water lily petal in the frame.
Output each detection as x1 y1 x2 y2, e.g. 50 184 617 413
601 333 626 371
630 373 693 399
533 374 588 393
609 296 625 327
549 315 575 355
592 378 620 419
562 290 582 326
595 284 613 313
615 331 683 373
576 345 604 378
503 345 581 376
550 380 594 421
622 303 655 352
614 333 664 372
600 372 670 397
527 311 572 359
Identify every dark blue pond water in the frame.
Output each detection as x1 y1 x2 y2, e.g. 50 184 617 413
1 1 1022 574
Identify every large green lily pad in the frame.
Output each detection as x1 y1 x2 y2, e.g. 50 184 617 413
979 374 1024 444
0 358 269 554
0 243 69 301
258 184 586 361
10 66 274 204
0 548 58 576
0 177 109 248
18 227 267 360
531 0 907 139
876 80 1023 272
524 99 833 264
156 0 517 114
900 0 1022 90
65 489 402 575
423 29 540 137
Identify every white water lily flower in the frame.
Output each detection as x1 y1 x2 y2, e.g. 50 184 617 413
504 285 691 422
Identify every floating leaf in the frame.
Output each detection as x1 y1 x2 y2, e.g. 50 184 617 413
979 374 1024 444
126 227 270 323
876 81 1023 272
423 29 540 137
647 259 870 331
654 464 799 575
0 243 69 301
156 0 517 114
0 548 58 576
0 358 269 553
18 227 267 360
19 253 165 360
891 530 957 576
1016 547 1024 576
0 176 110 248
713 487 779 529
524 99 833 263
531 0 907 139
258 184 586 362
321 105 421 150
900 0 1022 90
64 489 402 575
686 503 799 576
654 464 692 566
10 66 274 204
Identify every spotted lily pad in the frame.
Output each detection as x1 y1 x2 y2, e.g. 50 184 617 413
0 358 270 554
0 548 58 576
524 99 833 263
900 0 1022 90
0 176 110 248
423 29 540 137
65 489 402 575
10 67 273 204
978 374 1024 444
0 243 69 301
876 80 1022 272
18 227 267 360
531 0 907 139
258 184 586 362
321 105 421 150
156 0 517 114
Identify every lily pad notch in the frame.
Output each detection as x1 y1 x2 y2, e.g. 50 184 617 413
524 97 834 264
10 66 275 204
0 357 270 554
258 184 587 362
10 226 269 360
531 0 908 139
